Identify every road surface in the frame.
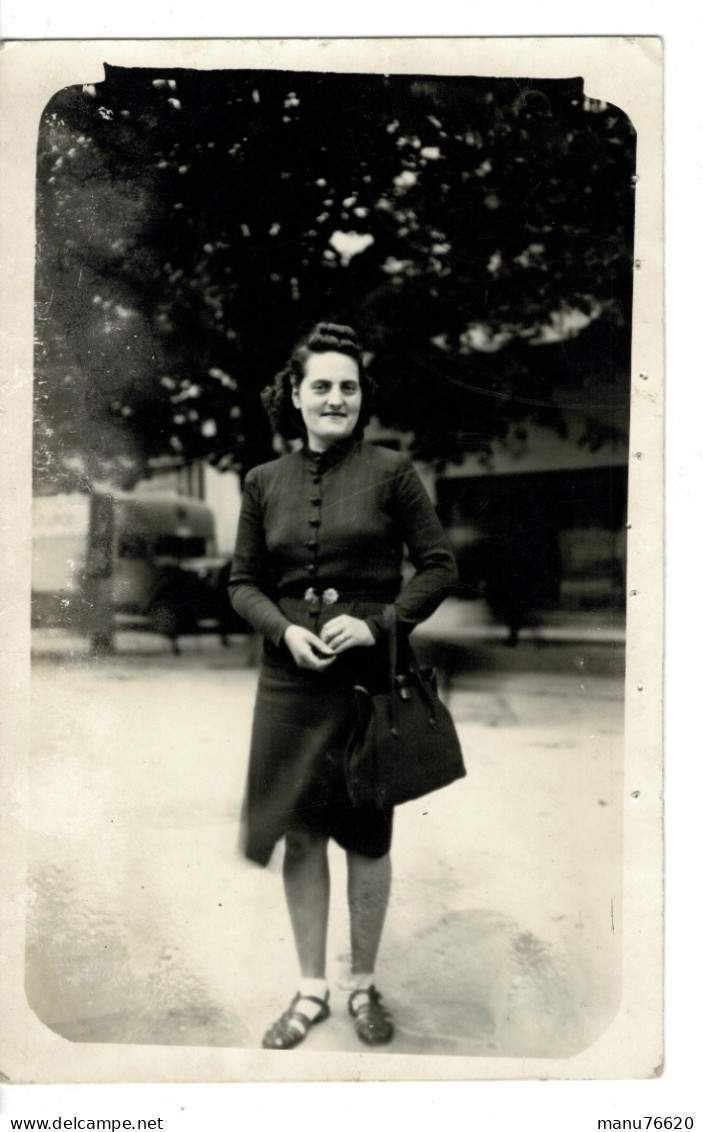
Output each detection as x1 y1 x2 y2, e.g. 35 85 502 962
24 626 625 1061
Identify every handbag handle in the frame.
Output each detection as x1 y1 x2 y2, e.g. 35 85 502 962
384 607 435 737
385 605 418 690
386 607 439 725
387 604 398 685
385 606 400 738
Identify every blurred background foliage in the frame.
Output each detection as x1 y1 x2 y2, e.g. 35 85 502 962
34 67 635 489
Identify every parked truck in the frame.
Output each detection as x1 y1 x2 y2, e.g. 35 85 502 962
32 490 244 653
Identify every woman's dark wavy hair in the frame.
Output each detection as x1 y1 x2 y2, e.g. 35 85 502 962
261 322 374 441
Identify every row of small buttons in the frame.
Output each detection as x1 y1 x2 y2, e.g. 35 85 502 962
306 464 322 614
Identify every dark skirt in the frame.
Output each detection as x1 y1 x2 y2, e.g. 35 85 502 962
240 599 396 866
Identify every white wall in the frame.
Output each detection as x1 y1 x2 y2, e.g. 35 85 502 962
440 417 629 479
202 465 241 555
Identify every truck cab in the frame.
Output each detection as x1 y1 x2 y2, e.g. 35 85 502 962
32 491 234 652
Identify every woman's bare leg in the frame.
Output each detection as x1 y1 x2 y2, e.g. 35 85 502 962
346 850 395 1043
346 850 392 975
283 828 331 978
262 829 331 1047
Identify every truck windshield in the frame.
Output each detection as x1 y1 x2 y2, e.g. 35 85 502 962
118 533 148 559
153 535 208 558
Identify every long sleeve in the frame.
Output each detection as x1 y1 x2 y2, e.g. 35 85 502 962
228 469 292 646
392 459 458 624
364 458 458 641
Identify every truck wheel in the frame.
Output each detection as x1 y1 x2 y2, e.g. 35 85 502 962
149 598 181 653
89 631 116 657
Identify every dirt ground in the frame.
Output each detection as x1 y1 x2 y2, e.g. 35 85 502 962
23 626 625 1062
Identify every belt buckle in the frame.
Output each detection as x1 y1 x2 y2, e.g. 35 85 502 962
304 586 339 606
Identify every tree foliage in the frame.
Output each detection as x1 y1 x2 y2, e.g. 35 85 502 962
34 67 636 487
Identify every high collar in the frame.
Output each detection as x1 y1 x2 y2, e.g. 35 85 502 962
302 436 358 473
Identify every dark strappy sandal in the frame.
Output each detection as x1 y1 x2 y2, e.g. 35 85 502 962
348 985 395 1045
262 991 331 1050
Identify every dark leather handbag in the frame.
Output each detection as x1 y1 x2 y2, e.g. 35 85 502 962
345 608 466 808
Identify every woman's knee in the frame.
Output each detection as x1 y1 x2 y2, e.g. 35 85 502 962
284 827 328 860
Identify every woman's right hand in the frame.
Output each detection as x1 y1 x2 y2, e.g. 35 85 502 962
283 624 337 671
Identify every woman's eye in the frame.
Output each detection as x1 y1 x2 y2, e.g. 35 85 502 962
308 381 357 394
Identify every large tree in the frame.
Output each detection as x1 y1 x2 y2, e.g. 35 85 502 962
34 67 635 488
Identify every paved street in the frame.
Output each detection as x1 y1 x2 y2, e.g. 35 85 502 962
25 622 625 1061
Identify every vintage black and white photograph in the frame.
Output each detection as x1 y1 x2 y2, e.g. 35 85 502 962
0 37 663 1084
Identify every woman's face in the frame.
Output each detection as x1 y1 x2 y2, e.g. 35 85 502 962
292 351 362 452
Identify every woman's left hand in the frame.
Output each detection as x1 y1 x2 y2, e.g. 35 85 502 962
320 614 375 653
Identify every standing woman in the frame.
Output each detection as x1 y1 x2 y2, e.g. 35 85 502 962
229 322 458 1049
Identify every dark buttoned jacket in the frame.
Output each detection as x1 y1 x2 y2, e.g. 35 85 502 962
228 439 457 652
